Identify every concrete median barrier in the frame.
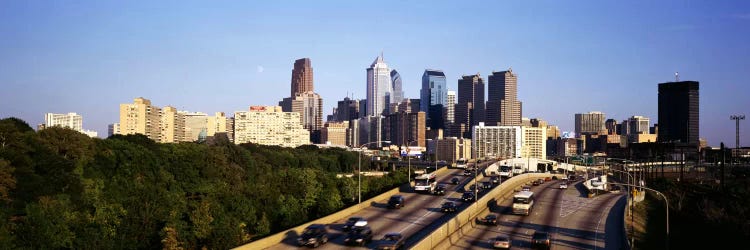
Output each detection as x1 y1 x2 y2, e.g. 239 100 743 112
411 173 556 250
232 166 452 250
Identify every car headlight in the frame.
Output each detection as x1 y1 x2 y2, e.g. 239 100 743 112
356 239 363 242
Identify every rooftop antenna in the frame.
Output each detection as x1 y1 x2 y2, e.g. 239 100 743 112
675 72 680 82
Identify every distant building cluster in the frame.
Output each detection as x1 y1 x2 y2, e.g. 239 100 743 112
80 55 700 161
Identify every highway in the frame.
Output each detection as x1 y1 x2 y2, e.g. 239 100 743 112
436 176 627 250
264 161 498 249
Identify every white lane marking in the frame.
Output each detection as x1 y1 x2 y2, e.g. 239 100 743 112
593 195 621 250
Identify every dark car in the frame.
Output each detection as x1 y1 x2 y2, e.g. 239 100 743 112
481 181 493 190
463 169 473 176
538 178 545 184
433 184 447 195
344 223 373 246
441 201 457 212
451 177 460 185
342 216 365 231
476 214 498 225
491 235 512 249
531 179 541 186
388 195 405 209
297 224 329 248
490 176 501 185
376 232 405 250
462 191 476 202
531 231 551 249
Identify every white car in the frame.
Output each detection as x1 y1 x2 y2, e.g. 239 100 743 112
559 183 568 189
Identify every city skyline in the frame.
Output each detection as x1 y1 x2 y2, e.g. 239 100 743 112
1 1 749 146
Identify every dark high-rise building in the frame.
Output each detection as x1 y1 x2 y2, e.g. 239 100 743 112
574 111 606 137
486 69 522 126
456 74 485 138
336 97 360 122
658 81 699 146
605 119 618 135
291 58 313 96
421 70 448 130
390 70 404 104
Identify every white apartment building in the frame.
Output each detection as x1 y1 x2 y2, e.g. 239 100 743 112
44 112 98 138
233 106 309 147
472 123 523 160
472 123 547 160
45 112 83 132
522 126 547 160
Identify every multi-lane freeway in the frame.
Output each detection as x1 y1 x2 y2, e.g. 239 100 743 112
264 162 498 249
436 177 627 250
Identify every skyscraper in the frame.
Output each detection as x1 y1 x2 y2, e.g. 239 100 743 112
486 69 522 126
335 97 360 122
420 70 447 129
445 90 456 125
366 54 392 116
291 58 313 96
456 74 485 138
279 92 323 132
574 111 606 137
390 70 404 104
658 81 699 146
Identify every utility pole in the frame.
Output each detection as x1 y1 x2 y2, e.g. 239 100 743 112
730 115 745 159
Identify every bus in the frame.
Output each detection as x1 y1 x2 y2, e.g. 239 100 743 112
414 173 437 194
499 165 513 178
455 158 468 169
512 191 535 215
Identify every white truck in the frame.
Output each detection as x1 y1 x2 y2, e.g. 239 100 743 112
455 158 468 169
414 173 437 194
499 165 514 178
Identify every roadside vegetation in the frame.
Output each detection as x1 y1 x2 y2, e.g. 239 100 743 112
0 117 407 249
631 176 750 249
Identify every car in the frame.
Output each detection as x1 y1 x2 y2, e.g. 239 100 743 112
569 175 577 181
297 224 329 248
475 214 498 225
451 177 460 185
481 181 493 190
491 235 512 249
376 232 405 250
531 179 541 186
462 191 476 202
551 175 559 180
538 178 545 184
463 169 473 176
441 201 457 212
545 176 552 182
559 183 568 189
344 221 373 246
433 184 447 195
521 185 531 192
342 216 365 231
388 195 405 209
490 176 501 185
531 231 551 249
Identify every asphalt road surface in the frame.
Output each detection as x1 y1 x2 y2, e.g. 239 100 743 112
437 178 627 250
264 161 499 250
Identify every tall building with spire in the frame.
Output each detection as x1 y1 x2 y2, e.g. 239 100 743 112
366 53 392 116
421 69 447 129
486 69 522 126
456 74 485 138
291 58 313 96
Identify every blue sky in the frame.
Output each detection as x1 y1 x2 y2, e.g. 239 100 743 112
1 0 748 147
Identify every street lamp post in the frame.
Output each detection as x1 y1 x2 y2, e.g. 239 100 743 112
406 140 419 187
357 140 390 204
617 183 670 250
